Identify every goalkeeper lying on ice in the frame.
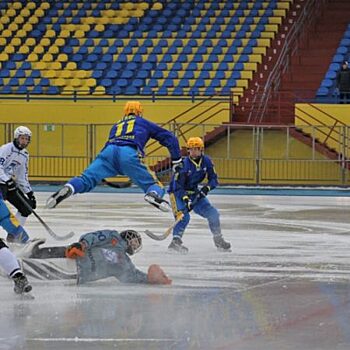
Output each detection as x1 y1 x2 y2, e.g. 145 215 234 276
16 229 172 285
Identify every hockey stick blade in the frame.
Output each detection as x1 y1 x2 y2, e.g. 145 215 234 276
144 214 184 241
17 190 74 241
102 179 132 188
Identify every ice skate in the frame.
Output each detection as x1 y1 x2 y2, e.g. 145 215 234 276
12 272 32 294
213 235 231 252
168 237 189 254
46 185 72 209
144 192 171 212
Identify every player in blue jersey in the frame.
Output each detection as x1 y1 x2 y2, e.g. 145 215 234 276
21 229 172 285
0 193 32 294
167 137 231 253
46 101 182 212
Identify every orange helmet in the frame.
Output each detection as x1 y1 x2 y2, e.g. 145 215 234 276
187 137 204 149
124 101 143 116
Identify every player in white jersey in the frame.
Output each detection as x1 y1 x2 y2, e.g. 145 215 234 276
0 126 37 228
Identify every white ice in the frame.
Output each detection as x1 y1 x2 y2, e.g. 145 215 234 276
1 192 350 350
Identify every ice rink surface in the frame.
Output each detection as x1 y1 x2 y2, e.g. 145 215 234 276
1 190 350 350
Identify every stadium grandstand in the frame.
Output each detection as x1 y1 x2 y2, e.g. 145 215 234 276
0 0 350 186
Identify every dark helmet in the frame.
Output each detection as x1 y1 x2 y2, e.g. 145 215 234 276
120 230 142 255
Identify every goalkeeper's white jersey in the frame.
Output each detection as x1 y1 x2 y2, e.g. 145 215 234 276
0 142 32 194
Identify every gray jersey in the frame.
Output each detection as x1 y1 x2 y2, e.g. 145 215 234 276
76 230 148 284
0 142 31 194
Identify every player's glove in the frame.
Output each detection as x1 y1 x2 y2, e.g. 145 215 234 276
147 264 172 285
26 191 37 209
199 186 210 198
171 158 183 173
65 242 86 259
6 179 17 192
182 195 192 211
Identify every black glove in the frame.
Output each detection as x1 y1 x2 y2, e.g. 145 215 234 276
26 191 36 209
182 195 192 211
5 179 17 192
200 186 210 198
172 158 183 173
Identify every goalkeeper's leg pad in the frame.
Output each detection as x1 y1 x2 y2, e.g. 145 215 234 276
144 192 170 212
46 185 73 209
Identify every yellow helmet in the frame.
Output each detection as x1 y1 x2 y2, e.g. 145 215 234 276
124 101 143 116
187 137 204 149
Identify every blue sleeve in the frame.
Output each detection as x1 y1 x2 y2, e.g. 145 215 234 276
205 156 219 190
145 119 181 160
79 230 120 249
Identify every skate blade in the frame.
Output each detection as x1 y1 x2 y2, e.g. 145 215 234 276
45 196 57 209
217 247 232 253
144 195 171 212
167 248 189 255
17 293 35 300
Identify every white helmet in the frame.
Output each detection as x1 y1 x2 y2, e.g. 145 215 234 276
14 126 32 139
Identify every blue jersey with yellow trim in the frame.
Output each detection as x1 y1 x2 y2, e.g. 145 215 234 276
105 115 181 159
168 155 218 198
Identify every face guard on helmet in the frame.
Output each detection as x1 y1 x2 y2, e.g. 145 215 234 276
186 137 204 160
120 230 142 255
14 126 32 149
124 101 143 117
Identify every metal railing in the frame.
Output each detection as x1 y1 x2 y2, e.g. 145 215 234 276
1 122 348 186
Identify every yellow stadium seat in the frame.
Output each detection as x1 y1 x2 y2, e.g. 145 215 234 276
34 8 44 17
76 86 90 95
59 30 70 38
10 37 21 46
0 53 9 62
45 29 56 38
20 9 30 17
25 38 36 46
75 70 88 78
61 86 74 95
13 2 23 10
71 78 82 87
53 78 65 87
151 2 163 10
48 45 59 54
66 62 77 70
14 15 24 24
2 29 12 38
48 62 62 70
15 29 27 38
42 53 54 62
60 70 72 79
33 45 44 54
92 86 105 95
34 62 47 70
57 53 68 62
7 9 17 17
27 53 38 62
138 2 149 10
8 22 18 31
105 9 115 18
132 9 144 18
18 45 30 54
40 2 50 10
55 38 65 46
85 78 96 87
95 24 105 32
74 30 85 38
22 23 33 31
28 16 39 25
4 45 15 54
124 2 134 10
